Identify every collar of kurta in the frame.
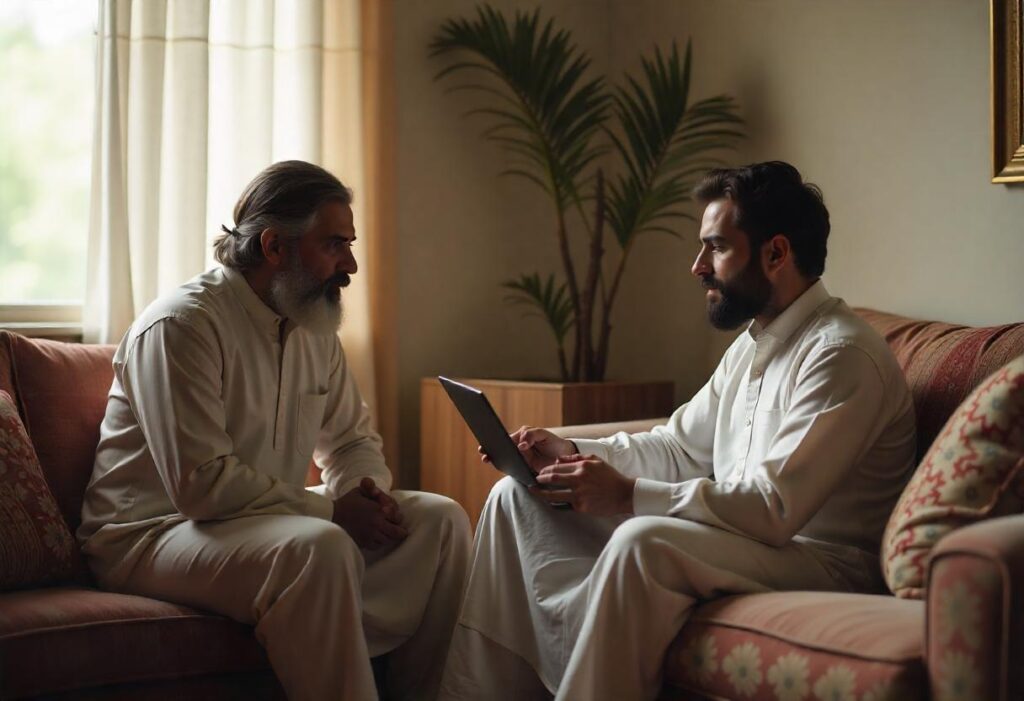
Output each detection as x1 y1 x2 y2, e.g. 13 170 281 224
746 279 833 344
222 266 284 340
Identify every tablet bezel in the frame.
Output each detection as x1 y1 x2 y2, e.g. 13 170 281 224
437 376 539 488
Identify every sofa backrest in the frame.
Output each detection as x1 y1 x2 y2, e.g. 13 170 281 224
0 332 116 533
4 310 1022 532
855 309 1024 461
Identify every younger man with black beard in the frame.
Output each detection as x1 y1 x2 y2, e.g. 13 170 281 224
80 161 471 701
439 162 917 701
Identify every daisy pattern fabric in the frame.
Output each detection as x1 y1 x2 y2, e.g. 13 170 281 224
928 558 1000 701
882 354 1024 599
671 624 920 700
0 390 75 589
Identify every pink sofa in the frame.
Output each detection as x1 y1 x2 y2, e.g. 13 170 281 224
1 307 1022 699
0 331 285 699
556 309 1024 701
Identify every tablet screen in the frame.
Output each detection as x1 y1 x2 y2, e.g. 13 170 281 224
437 376 538 488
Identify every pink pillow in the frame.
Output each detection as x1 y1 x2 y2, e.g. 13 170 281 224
6 334 115 532
0 390 75 589
882 355 1024 599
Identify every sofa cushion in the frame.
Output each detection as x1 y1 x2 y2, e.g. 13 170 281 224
3 332 116 533
0 390 76 590
855 309 1024 462
0 586 272 698
663 592 925 701
881 355 1024 599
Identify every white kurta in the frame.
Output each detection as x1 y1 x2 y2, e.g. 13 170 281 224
79 267 471 701
79 266 388 559
441 282 917 701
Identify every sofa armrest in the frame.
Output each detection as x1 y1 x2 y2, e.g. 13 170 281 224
549 417 667 441
926 514 1024 701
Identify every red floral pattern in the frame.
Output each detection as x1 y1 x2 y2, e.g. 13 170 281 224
0 390 74 589
664 624 923 700
927 554 1003 701
881 355 1024 599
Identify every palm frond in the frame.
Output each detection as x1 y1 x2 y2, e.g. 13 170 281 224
605 40 745 247
431 6 610 212
501 272 575 345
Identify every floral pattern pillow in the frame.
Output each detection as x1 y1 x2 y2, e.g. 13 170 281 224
882 354 1024 598
0 389 75 589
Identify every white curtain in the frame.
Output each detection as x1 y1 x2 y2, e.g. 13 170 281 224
86 0 377 412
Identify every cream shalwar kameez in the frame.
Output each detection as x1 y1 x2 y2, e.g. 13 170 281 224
440 281 917 701
79 267 471 701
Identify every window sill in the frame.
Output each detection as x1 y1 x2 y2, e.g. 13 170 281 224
0 322 83 341
0 304 83 341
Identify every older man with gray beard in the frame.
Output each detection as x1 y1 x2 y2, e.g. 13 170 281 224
78 161 471 701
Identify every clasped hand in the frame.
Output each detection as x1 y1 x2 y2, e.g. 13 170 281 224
332 477 408 549
481 426 636 516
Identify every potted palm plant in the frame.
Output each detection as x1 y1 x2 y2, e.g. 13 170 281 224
420 5 745 524
430 4 744 382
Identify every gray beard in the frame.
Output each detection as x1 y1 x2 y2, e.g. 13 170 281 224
270 259 343 336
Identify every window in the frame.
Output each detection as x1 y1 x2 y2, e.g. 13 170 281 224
0 0 96 335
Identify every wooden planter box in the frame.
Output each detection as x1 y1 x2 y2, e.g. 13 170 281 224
420 378 674 526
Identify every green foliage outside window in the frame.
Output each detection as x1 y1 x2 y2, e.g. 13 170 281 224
0 2 94 304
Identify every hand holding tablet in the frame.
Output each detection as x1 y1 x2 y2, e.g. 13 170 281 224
503 425 578 473
438 377 572 509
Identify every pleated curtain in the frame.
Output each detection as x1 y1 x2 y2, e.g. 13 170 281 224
85 0 396 468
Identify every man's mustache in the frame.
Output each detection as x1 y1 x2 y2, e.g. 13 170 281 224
327 273 351 289
701 276 722 291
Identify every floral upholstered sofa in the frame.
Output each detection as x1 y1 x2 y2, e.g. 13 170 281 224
555 309 1024 701
1 307 1021 700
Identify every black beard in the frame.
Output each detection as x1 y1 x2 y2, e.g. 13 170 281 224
703 259 772 330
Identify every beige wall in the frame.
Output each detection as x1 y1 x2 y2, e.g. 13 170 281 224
612 0 1024 366
391 0 1024 485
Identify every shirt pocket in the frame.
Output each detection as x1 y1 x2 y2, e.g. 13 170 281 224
296 391 329 457
749 406 785 463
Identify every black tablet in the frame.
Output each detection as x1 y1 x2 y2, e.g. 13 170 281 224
438 376 539 487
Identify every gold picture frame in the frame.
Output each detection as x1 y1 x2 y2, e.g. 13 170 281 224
992 0 1024 182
